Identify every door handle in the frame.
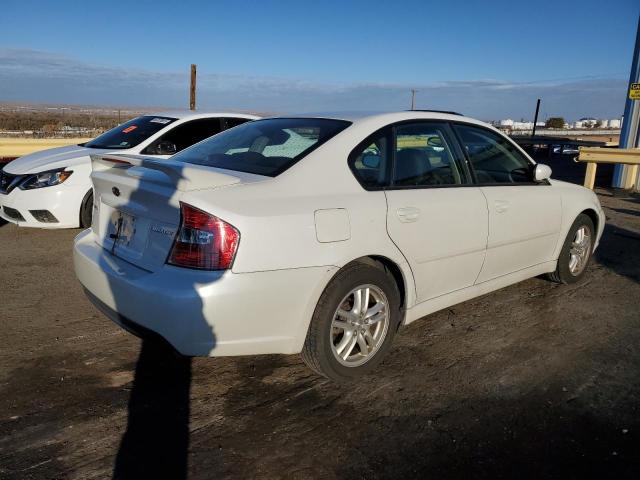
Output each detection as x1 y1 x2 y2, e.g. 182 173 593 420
396 207 421 223
494 200 509 213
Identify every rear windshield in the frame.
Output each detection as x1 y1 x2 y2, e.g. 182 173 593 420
170 118 351 176
84 116 177 149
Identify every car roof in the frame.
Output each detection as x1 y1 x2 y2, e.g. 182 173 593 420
145 110 261 121
263 111 489 127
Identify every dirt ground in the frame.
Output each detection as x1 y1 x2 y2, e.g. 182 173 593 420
1 188 639 479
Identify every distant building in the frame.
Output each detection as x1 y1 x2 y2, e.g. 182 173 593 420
495 117 621 131
498 119 534 130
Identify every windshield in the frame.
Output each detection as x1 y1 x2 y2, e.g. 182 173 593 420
171 118 351 176
84 116 177 149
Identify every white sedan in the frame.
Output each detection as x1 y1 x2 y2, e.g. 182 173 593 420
74 111 605 381
0 112 258 228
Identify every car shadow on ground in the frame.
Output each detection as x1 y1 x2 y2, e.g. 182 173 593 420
113 341 192 479
99 159 216 480
610 207 640 218
595 223 640 284
0 218 7 228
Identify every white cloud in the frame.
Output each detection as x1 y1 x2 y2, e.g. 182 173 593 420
0 48 627 120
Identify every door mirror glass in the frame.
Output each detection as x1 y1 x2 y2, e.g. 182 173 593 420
427 136 443 147
534 163 552 182
362 152 380 168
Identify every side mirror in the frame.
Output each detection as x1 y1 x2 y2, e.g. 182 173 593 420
534 163 552 182
156 141 177 155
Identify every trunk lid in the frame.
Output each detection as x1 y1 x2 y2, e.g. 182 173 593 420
90 153 265 271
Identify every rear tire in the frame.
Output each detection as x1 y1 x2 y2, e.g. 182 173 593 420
80 190 93 228
548 213 594 284
301 261 401 381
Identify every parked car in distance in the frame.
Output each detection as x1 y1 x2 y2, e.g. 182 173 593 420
0 112 259 228
74 111 605 381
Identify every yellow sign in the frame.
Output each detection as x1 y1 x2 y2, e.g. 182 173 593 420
630 83 640 100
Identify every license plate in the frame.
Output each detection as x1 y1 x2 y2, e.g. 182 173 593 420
110 211 137 248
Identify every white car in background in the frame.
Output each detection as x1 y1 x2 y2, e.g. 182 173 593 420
74 111 605 381
0 112 258 228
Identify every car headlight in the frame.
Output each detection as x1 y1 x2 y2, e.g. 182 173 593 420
19 168 73 190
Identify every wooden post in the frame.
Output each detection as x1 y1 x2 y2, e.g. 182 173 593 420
190 64 197 111
623 165 639 189
584 162 598 189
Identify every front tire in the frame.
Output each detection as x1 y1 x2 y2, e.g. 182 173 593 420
301 261 401 381
548 213 594 284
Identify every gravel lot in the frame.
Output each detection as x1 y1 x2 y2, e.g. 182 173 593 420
1 188 639 479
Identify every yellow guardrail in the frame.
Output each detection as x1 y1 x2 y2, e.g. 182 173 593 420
577 147 640 189
0 138 92 159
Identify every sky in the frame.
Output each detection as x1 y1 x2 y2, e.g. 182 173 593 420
1 0 639 120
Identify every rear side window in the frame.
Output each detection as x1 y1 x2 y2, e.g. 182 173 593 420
224 117 252 129
142 118 223 155
454 124 533 183
394 123 463 186
349 129 390 189
85 116 177 150
171 118 351 176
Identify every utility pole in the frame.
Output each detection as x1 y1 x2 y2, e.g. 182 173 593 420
613 15 640 192
410 89 417 110
532 98 541 138
190 64 197 111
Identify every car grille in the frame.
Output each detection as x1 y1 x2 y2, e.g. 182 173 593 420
0 170 24 194
29 209 59 223
2 206 25 222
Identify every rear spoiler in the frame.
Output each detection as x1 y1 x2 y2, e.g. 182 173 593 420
90 153 247 192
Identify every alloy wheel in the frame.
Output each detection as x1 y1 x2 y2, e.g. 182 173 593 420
330 284 390 367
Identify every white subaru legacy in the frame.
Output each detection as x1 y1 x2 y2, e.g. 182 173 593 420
73 111 605 381
0 112 258 228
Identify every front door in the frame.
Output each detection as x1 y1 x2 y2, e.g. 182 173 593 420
453 123 562 282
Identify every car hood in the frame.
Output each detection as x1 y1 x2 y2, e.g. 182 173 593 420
2 144 114 175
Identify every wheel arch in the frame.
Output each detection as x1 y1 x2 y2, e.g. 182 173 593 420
580 208 599 236
292 254 415 354
354 255 410 311
79 188 94 228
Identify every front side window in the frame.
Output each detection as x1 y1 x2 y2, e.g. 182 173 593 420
393 123 463 186
142 118 223 155
84 116 177 150
171 118 351 176
454 124 533 183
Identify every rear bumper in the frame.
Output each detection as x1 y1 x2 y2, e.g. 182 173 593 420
0 183 86 228
73 229 337 357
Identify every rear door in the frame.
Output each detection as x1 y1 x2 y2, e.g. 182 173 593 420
379 121 488 303
452 123 562 282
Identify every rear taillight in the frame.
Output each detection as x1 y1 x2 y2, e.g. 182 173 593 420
167 203 239 270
